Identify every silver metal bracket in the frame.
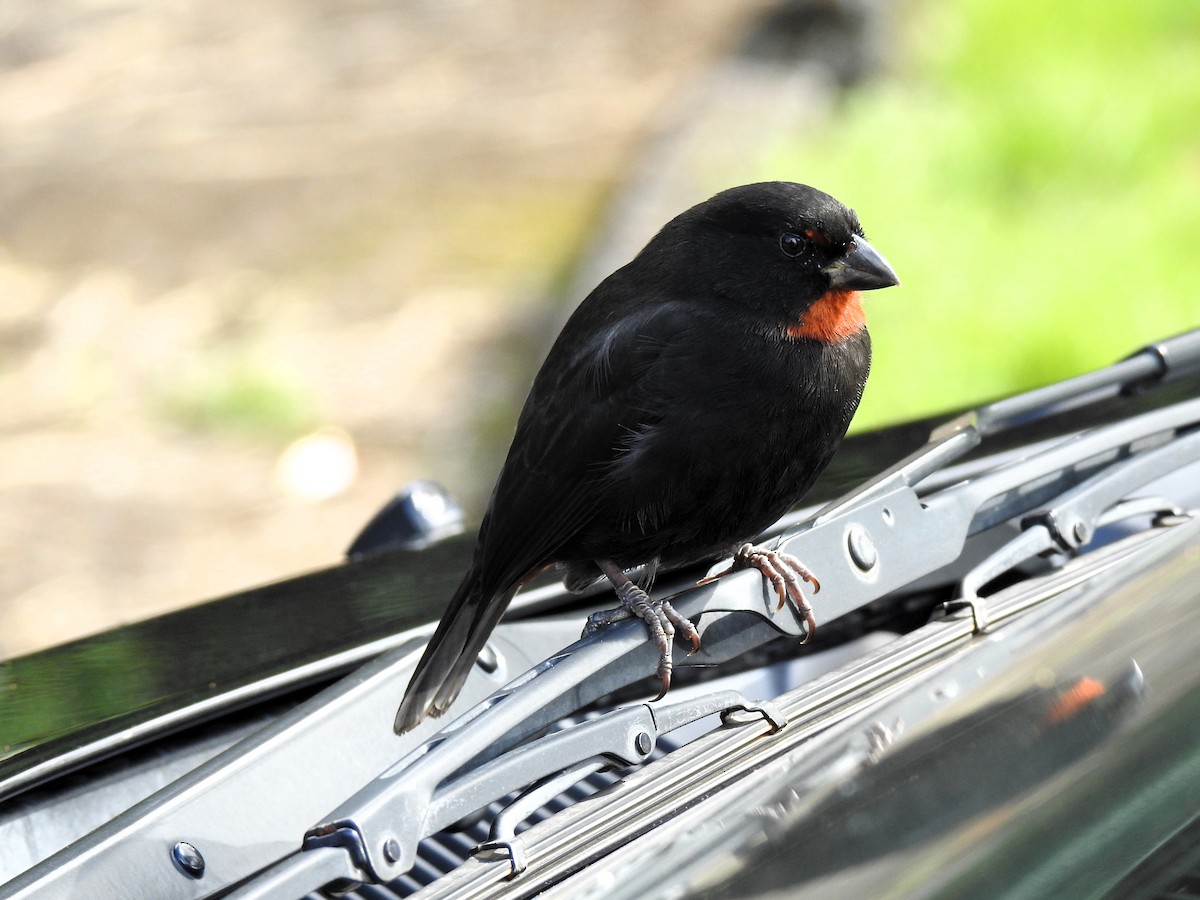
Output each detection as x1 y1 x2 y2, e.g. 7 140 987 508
720 699 787 733
307 689 768 885
948 427 1200 632
473 840 528 879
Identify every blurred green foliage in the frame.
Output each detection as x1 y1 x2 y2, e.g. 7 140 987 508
159 354 316 439
769 0 1200 429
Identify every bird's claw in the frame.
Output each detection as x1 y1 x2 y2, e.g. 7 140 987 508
702 543 820 641
662 598 701 654
583 582 700 698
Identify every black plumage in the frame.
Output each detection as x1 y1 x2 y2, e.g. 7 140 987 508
395 182 899 732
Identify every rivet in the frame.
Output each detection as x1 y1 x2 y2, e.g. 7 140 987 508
476 642 500 674
171 841 205 878
635 731 653 755
847 526 877 571
383 837 402 864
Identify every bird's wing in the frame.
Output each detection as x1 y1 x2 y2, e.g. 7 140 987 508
395 298 693 731
472 298 693 590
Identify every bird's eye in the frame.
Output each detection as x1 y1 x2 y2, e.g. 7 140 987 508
780 232 805 257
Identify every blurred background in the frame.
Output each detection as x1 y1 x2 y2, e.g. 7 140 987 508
0 0 1196 657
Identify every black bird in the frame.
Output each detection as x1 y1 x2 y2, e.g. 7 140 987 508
395 181 899 733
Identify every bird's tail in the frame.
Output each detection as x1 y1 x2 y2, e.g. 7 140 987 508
394 567 518 734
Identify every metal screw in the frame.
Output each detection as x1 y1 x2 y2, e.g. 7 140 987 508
171 841 205 878
383 837 402 864
635 731 653 755
847 525 877 571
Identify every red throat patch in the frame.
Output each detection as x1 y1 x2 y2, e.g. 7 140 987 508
784 290 866 343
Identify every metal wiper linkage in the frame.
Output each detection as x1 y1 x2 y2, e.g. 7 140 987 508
6 332 1200 900
225 330 1200 898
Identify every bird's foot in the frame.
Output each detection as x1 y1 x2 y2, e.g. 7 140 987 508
583 574 700 700
698 542 820 641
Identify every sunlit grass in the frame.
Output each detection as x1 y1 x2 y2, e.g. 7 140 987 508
769 0 1200 429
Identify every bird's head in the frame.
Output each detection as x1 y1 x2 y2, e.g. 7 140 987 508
657 181 900 342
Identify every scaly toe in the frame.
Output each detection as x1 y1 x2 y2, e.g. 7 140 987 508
660 599 701 654
590 567 703 699
737 544 821 638
581 604 634 638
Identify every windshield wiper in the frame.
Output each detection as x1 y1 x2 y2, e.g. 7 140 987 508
6 330 1200 900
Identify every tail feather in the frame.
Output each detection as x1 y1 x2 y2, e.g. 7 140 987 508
429 583 518 715
394 568 516 733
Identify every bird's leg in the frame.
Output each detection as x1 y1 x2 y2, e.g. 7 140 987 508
582 561 701 700
697 543 820 641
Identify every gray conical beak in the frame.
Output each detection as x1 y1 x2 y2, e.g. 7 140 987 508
822 237 900 291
